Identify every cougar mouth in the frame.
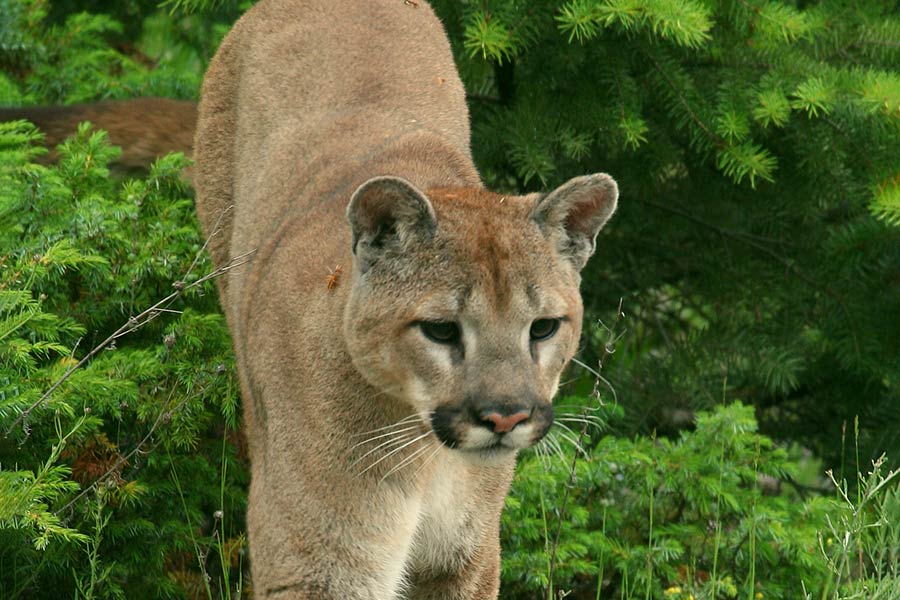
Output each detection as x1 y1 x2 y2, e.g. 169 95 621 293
430 402 554 453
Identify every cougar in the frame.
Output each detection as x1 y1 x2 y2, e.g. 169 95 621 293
3 1 618 597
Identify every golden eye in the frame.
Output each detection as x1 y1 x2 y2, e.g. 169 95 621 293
419 321 461 345
529 318 560 342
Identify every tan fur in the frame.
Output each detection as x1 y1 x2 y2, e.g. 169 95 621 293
191 1 618 598
0 98 196 170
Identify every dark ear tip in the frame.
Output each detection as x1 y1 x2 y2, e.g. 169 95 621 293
347 176 418 221
591 173 618 198
571 173 619 205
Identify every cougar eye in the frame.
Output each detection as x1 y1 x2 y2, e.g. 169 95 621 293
529 318 560 342
419 321 461 345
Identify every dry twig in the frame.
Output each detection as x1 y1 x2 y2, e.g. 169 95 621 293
5 206 251 437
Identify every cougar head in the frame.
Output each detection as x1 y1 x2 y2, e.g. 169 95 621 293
344 174 617 459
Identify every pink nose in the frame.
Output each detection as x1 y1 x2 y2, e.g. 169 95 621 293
480 410 531 433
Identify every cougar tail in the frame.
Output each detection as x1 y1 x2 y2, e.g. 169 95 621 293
0 97 197 170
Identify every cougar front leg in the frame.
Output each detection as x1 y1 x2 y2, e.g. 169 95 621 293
247 479 420 600
406 537 502 600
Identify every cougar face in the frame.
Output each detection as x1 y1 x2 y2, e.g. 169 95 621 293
344 176 617 460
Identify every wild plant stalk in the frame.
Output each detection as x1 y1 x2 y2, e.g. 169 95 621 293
854 416 865 578
819 417 900 598
171 462 213 599
235 552 244 600
645 470 654 600
822 419 852 599
839 419 847 498
710 378 728 590
540 485 553 600
854 417 861 506
547 436 580 600
217 430 232 600
74 489 110 600
746 438 759 600
710 426 726 589
595 506 607 600
546 301 625 599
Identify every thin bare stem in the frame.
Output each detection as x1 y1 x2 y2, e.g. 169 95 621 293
5 249 255 436
547 299 625 596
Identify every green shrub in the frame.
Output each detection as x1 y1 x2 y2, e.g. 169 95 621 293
0 121 247 599
503 401 900 599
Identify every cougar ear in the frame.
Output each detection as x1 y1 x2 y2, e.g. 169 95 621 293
531 173 619 271
347 176 437 274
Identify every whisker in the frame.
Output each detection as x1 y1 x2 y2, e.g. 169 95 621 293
350 425 421 450
357 431 432 477
556 377 580 389
553 419 577 433
380 442 433 483
534 441 551 470
556 416 604 430
557 403 605 416
553 420 586 440
537 433 565 465
351 413 422 438
570 357 601 379
556 411 604 423
554 430 587 456
556 408 603 419
554 419 601 433
570 357 618 403
412 443 442 480
350 432 417 468
548 435 566 464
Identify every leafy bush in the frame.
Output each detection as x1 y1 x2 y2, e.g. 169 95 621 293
503 401 893 599
0 121 247 599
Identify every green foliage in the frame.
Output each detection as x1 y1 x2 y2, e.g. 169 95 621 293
0 120 247 598
0 0 239 106
557 0 713 49
503 402 900 599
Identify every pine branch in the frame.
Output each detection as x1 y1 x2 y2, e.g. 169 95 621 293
637 198 862 361
4 218 252 437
